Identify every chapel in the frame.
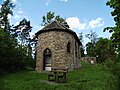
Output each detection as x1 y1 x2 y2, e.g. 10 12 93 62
35 21 81 72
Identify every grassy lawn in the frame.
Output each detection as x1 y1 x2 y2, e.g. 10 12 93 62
0 63 119 90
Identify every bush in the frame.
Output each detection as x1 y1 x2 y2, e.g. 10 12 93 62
104 58 120 89
0 29 34 72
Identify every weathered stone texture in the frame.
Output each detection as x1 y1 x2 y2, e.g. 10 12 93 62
36 30 81 72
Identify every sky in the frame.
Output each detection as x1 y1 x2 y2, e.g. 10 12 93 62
0 0 115 46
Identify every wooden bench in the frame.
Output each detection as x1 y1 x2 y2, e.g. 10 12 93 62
48 67 68 83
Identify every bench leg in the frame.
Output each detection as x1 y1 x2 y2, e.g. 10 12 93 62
48 75 55 81
57 74 67 83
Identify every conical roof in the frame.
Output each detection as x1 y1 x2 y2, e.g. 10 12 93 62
36 21 74 35
35 21 81 45
41 21 67 30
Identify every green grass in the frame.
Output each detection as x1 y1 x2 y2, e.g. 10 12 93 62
0 63 119 90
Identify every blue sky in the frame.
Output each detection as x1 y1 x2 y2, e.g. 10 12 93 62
0 0 115 46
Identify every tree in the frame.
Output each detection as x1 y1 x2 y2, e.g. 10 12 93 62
95 38 116 63
103 1 120 84
0 1 35 72
85 30 98 45
79 32 85 57
13 18 36 68
85 30 98 57
0 28 28 71
86 42 95 57
13 18 33 63
0 0 15 33
41 11 69 28
104 0 120 56
41 11 54 26
13 18 32 46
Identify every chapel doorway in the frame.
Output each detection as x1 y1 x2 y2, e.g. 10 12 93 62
43 48 52 71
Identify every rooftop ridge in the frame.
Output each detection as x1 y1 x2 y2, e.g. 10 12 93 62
41 21 66 30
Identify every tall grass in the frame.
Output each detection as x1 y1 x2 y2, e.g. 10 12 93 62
0 63 118 90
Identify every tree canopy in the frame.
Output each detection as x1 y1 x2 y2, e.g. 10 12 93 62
104 0 120 56
85 30 98 57
41 11 69 28
95 38 115 63
0 0 35 72
79 32 85 57
0 0 15 33
13 18 32 46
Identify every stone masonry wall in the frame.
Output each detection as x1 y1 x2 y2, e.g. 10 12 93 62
36 30 81 72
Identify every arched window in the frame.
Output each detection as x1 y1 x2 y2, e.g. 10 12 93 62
67 42 71 53
43 48 52 71
44 48 51 55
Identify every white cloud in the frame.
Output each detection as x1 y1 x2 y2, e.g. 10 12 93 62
17 10 23 14
66 17 104 30
45 0 68 6
66 17 86 30
33 25 44 32
39 26 44 30
88 17 104 29
14 14 21 20
46 0 51 6
0 5 2 12
0 5 2 8
14 22 19 26
34 25 40 30
13 7 26 21
8 14 11 19
60 0 68 2
12 0 17 3
30 32 35 39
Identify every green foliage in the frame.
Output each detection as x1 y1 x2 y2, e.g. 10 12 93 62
103 58 120 89
13 18 34 62
85 31 115 63
13 18 32 46
79 32 85 57
104 0 120 55
0 63 119 90
95 38 116 63
86 42 96 57
0 28 32 71
103 1 120 88
0 28 17 71
0 0 15 33
85 30 98 45
41 11 69 28
85 30 98 57
42 11 55 26
0 0 35 72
